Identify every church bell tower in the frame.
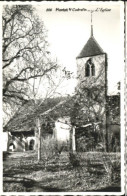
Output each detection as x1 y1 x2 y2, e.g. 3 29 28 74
76 13 108 150
76 13 108 93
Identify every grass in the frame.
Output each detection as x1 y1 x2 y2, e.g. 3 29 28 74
3 151 121 192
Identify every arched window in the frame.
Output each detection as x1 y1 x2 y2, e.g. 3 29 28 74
91 63 95 76
85 62 90 77
85 58 95 77
29 139 35 150
9 143 15 151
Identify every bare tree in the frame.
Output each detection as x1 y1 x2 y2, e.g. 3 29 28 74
2 5 75 161
2 5 59 124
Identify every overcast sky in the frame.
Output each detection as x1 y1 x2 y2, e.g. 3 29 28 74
35 1 123 95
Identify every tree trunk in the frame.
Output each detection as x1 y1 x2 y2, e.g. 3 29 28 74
72 126 76 152
37 118 41 161
105 128 109 152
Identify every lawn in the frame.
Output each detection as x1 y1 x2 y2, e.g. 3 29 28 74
3 151 121 192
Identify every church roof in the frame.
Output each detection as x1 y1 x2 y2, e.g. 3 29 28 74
77 36 104 59
3 96 73 133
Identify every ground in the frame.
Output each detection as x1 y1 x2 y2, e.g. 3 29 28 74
3 151 121 192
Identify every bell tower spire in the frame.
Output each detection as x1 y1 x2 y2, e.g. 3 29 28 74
91 11 93 37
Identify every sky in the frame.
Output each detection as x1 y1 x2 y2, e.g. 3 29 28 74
34 1 124 95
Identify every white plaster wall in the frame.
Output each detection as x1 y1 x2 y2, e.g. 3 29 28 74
55 117 71 142
2 132 36 152
1 132 8 151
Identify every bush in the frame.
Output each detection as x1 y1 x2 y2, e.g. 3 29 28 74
41 136 69 169
41 136 59 168
69 152 80 168
76 136 87 152
101 153 121 183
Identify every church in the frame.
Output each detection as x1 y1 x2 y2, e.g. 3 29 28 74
73 15 120 152
3 15 120 153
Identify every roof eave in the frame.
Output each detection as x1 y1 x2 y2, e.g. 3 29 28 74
76 52 106 59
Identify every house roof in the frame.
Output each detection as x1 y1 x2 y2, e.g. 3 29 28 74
77 36 104 59
3 96 73 133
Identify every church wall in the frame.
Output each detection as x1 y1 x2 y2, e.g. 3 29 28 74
77 54 106 88
2 132 8 151
6 132 36 152
76 54 107 118
76 54 108 151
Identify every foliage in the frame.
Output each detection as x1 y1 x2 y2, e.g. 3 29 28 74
71 54 120 153
101 153 121 183
41 136 60 168
71 87 106 127
69 152 80 168
71 60 106 127
75 126 103 152
76 135 96 152
106 95 120 124
41 136 70 168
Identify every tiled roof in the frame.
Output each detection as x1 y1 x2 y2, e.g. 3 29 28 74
3 96 73 132
77 36 104 58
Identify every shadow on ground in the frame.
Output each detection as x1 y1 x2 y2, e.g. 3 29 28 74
3 151 121 192
3 176 65 192
89 186 121 192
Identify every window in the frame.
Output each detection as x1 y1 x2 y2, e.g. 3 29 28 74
29 139 35 150
91 63 95 76
9 143 15 151
85 62 90 77
85 58 95 77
